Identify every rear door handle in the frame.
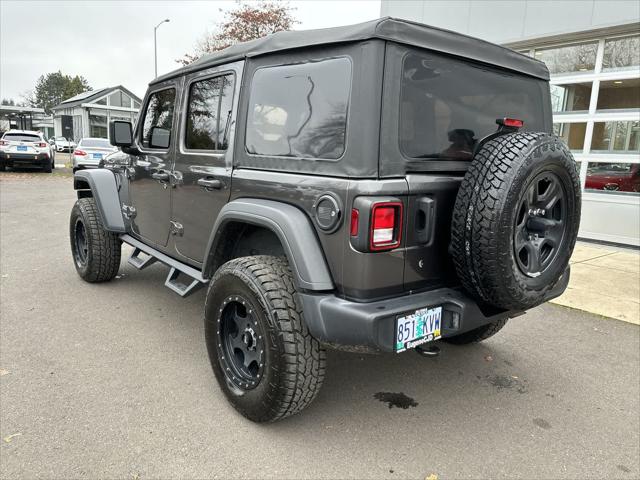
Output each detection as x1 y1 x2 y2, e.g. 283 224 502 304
151 171 170 181
197 178 222 190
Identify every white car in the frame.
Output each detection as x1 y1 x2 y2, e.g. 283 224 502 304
0 130 54 172
53 136 77 152
73 137 117 172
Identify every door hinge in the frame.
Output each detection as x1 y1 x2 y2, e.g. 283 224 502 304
122 204 136 219
170 221 184 236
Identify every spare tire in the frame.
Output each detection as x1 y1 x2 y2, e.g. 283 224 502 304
451 132 581 310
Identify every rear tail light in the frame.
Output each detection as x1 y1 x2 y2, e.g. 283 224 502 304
74 149 87 156
370 202 403 251
36 142 47 148
0 140 7 146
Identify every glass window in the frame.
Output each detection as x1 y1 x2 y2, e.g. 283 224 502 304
140 88 176 149
586 162 640 194
592 121 640 153
109 91 131 108
185 74 235 151
133 100 141 109
597 79 640 111
2 133 40 142
550 83 592 112
89 114 107 138
534 42 598 75
246 57 351 159
95 97 107 105
602 35 640 71
399 51 547 161
79 138 112 148
553 122 586 151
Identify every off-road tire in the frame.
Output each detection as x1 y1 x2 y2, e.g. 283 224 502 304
451 132 580 310
43 159 52 173
205 256 326 423
444 318 509 345
69 197 121 282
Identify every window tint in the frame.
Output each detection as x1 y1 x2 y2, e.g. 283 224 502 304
185 74 235 151
400 51 547 161
246 57 351 159
141 88 176 149
3 133 40 142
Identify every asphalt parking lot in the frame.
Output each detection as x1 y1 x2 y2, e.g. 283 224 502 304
1 172 639 479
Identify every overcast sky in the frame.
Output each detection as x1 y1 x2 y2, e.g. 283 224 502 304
0 0 380 102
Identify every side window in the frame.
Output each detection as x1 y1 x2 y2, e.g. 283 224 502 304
245 57 351 160
185 73 235 151
141 88 176 149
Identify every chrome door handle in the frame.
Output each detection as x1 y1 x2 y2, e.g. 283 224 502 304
197 178 222 190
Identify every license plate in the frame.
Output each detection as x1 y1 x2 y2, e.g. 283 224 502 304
92 153 102 159
17 145 27 151
395 306 442 353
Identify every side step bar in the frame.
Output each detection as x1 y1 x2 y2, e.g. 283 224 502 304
120 234 208 297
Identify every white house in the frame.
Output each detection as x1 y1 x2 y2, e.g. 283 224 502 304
51 85 141 142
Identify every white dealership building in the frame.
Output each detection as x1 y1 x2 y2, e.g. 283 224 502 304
381 0 640 246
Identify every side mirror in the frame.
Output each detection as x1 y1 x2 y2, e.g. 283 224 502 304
149 126 170 149
110 120 133 147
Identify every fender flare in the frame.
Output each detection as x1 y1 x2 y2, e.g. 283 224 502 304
203 199 334 291
73 169 126 233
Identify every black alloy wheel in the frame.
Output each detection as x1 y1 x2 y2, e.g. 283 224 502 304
514 171 567 278
73 218 89 268
216 295 265 391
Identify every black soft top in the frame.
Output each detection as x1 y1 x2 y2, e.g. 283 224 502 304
151 17 549 85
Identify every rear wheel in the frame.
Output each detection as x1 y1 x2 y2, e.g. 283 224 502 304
69 197 121 282
43 160 52 173
205 256 326 423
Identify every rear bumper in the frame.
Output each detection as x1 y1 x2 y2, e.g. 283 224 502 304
299 267 570 353
0 151 50 166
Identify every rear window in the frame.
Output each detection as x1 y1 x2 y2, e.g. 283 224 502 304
3 133 40 142
245 57 351 160
79 139 111 148
400 51 547 161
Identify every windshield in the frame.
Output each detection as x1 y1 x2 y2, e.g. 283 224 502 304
79 139 111 148
399 51 548 161
3 133 41 142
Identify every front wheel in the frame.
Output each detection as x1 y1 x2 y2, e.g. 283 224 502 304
205 256 326 423
69 197 121 282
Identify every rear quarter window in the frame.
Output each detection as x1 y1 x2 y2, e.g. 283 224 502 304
400 51 548 161
245 57 352 160
3 134 40 142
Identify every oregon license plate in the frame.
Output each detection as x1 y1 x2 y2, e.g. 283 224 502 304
395 306 442 353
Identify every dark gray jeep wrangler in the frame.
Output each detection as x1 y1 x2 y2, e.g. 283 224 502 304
69 18 581 422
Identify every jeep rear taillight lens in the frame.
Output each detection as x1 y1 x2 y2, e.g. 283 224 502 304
501 118 524 128
370 202 402 251
74 149 87 156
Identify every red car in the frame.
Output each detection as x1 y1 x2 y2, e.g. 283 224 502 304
586 163 640 192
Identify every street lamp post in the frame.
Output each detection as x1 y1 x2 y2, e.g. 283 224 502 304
154 18 170 78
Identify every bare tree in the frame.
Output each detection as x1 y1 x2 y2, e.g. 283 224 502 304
177 1 298 66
